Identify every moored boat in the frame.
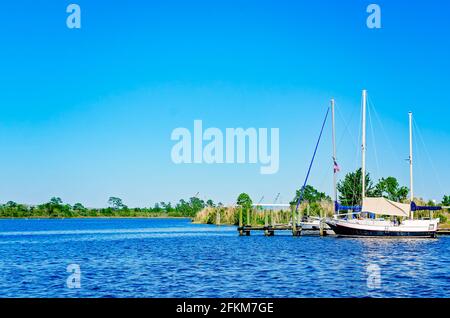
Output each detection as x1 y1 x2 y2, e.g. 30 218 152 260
326 215 438 238
326 90 441 238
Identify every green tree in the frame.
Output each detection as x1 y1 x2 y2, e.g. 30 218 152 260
175 199 190 216
108 197 127 210
290 185 331 205
442 195 450 206
6 201 18 208
72 203 87 216
153 203 163 213
160 202 174 213
337 168 376 206
236 193 253 225
374 177 409 202
236 193 253 210
38 197 65 217
73 203 86 211
50 197 63 205
189 197 206 216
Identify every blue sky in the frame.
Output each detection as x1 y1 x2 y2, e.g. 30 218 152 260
0 0 449 207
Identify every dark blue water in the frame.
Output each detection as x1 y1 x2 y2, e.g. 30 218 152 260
0 218 449 298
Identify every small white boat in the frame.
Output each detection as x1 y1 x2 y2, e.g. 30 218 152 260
299 217 321 231
296 216 335 235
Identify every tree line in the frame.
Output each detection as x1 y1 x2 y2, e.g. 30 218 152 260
0 196 220 218
1 169 448 221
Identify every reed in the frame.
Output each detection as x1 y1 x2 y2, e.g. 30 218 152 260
194 200 450 226
194 201 335 226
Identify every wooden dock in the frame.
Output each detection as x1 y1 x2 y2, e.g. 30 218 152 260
236 206 329 237
437 228 450 235
237 225 302 236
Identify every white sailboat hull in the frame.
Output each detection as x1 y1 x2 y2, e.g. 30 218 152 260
326 218 438 238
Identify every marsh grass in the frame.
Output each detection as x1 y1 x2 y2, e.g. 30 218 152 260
194 200 450 227
194 200 335 226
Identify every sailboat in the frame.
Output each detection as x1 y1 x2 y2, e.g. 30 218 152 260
326 90 441 238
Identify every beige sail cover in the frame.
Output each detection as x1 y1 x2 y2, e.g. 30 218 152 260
362 197 410 217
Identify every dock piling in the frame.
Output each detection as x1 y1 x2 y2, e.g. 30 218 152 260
216 209 221 226
239 207 244 236
319 209 324 236
264 210 270 236
291 206 302 236
291 206 296 235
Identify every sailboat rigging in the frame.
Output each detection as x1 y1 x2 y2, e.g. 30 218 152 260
326 90 441 238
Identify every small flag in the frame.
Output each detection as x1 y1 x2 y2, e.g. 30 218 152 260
333 158 340 173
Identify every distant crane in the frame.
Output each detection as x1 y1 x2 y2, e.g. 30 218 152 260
257 196 264 205
273 193 280 204
252 192 289 209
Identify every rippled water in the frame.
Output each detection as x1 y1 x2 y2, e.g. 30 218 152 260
0 218 449 298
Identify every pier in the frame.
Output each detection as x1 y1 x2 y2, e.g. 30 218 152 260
237 225 302 236
437 227 450 235
236 206 329 237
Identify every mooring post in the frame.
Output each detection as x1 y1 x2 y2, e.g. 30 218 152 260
247 207 250 226
264 210 269 236
291 205 297 236
319 208 324 236
239 207 243 236
216 209 221 226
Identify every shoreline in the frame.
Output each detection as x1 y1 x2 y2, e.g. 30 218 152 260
0 216 193 220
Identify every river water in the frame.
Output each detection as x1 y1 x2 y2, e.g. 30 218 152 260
0 218 448 298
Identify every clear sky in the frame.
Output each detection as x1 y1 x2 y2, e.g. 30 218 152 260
0 0 449 207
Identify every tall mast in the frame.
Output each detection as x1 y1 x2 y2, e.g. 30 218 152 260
361 90 367 203
409 111 414 220
331 99 337 203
